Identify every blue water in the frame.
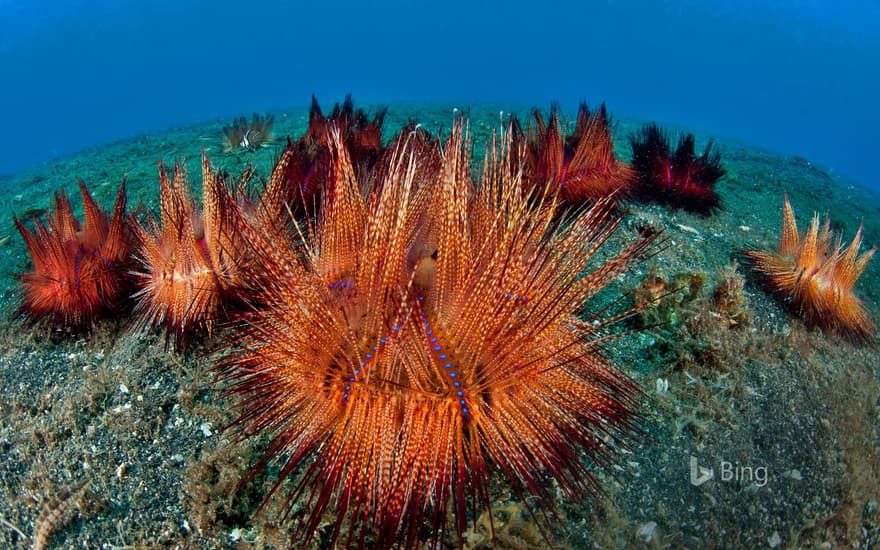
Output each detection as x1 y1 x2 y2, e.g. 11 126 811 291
1 0 878 189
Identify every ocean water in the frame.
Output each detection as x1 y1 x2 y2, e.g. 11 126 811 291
1 0 879 189
1 2 879 550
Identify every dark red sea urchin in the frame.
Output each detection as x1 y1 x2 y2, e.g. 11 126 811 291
216 119 658 548
281 94 388 209
630 122 726 213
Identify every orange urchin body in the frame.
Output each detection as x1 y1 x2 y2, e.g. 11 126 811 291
218 119 657 548
14 180 131 326
746 193 876 341
132 152 244 347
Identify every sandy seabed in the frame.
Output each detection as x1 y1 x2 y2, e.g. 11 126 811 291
0 104 878 549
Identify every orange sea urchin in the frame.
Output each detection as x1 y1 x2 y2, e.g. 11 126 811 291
132 152 245 348
746 193 876 341
516 102 634 205
14 180 132 327
217 119 657 547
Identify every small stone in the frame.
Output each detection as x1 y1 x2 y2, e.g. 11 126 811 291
656 377 670 394
676 223 700 235
768 531 781 548
119 383 129 394
636 521 657 543
200 422 214 437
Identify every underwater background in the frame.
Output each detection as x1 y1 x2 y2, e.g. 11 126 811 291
1 0 880 189
0 1 879 549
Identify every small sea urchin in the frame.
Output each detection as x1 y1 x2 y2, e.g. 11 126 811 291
282 95 388 208
630 122 726 213
516 102 634 205
222 113 275 153
217 119 657 547
746 193 876 341
14 180 132 327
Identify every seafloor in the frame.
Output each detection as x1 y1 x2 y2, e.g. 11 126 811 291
0 104 877 549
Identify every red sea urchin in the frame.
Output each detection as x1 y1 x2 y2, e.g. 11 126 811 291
282 95 388 209
216 119 658 548
746 193 876 341
629 122 726 213
13 180 132 327
516 102 634 204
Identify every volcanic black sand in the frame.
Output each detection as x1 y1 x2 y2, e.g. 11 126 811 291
0 104 877 549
